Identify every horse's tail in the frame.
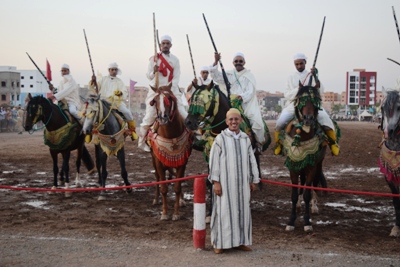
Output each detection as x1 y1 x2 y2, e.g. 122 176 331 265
82 145 95 172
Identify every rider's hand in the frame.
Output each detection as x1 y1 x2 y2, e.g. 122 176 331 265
153 65 159 74
213 52 221 66
213 181 222 196
114 90 123 97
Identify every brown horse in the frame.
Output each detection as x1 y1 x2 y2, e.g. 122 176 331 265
146 84 193 220
280 84 330 232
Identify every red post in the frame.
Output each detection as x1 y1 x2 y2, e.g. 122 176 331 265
193 176 206 249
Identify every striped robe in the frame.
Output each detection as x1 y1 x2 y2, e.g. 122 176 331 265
208 129 260 249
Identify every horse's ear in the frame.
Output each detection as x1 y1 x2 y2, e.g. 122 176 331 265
382 86 387 97
149 100 155 106
167 82 172 91
150 85 158 93
206 80 214 91
95 94 101 101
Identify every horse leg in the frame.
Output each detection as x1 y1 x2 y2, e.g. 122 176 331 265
50 151 59 191
95 145 102 186
303 170 315 232
255 153 263 191
98 149 108 201
387 180 400 237
62 151 72 198
286 171 299 231
297 172 306 211
151 156 160 205
75 146 83 188
117 148 132 193
172 168 185 221
158 166 168 220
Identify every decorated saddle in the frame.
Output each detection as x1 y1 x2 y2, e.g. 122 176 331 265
379 142 400 184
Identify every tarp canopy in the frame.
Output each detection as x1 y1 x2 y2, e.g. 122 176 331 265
360 110 373 117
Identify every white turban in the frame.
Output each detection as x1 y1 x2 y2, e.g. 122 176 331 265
200 66 209 72
293 53 307 61
108 62 122 75
160 35 172 43
233 52 245 60
61 64 69 69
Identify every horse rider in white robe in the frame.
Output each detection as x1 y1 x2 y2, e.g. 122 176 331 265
274 53 339 156
138 35 188 152
88 62 138 140
186 65 213 102
210 52 265 149
49 64 82 122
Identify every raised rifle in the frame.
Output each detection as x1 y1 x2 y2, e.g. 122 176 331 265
202 13 231 101
388 6 400 66
26 52 52 86
186 34 196 79
309 16 326 86
153 12 159 88
83 29 98 94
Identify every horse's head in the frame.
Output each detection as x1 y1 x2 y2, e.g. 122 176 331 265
81 94 101 135
149 83 178 125
24 94 45 131
381 89 400 139
184 81 216 130
294 82 321 127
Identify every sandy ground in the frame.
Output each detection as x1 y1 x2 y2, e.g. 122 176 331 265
0 121 400 267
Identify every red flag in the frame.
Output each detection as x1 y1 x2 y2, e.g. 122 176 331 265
46 59 52 81
130 79 137 93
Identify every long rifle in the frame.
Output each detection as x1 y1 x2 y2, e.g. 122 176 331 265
156 29 161 51
26 52 52 86
309 16 326 86
83 29 98 94
202 13 231 100
186 34 196 78
153 12 159 88
388 6 400 66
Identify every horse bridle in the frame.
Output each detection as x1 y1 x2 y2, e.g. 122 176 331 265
151 90 177 123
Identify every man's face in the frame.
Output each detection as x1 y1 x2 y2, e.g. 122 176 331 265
200 70 209 80
294 59 306 72
160 40 172 54
233 56 245 72
109 68 118 77
226 113 242 133
61 68 69 76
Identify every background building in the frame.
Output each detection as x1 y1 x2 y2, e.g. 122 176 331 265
346 69 376 111
0 66 21 107
19 69 49 105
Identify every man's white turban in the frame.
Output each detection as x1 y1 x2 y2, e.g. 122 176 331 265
61 64 69 69
108 62 122 75
233 52 245 60
160 35 172 43
200 66 209 72
293 53 307 61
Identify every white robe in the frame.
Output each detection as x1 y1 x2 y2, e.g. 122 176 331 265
54 75 81 110
210 65 265 143
208 129 260 249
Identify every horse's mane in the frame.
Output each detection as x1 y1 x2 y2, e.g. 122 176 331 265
295 85 321 100
383 90 399 117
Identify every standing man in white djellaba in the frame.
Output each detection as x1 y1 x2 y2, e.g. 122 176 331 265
210 52 265 150
49 64 82 122
274 53 339 156
89 63 138 140
138 35 188 152
208 108 259 254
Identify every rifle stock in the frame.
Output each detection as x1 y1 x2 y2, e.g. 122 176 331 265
202 13 231 100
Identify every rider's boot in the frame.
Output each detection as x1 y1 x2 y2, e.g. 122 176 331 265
274 131 282 155
325 129 340 156
127 120 139 140
85 134 92 143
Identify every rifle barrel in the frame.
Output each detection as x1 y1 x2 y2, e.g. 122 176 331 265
26 52 51 86
186 34 196 78
393 6 400 45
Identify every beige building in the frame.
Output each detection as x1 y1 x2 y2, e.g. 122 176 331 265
128 86 149 113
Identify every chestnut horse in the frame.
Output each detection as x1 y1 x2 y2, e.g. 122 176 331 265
279 84 333 232
147 84 193 220
24 95 94 196
379 88 400 237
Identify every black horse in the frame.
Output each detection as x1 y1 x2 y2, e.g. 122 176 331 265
379 89 400 237
81 95 132 200
24 95 94 196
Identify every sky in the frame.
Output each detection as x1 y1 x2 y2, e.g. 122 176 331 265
2 0 400 94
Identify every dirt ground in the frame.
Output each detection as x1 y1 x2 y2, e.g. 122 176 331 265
0 121 400 267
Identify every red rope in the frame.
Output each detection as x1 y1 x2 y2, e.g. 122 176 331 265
260 179 400 198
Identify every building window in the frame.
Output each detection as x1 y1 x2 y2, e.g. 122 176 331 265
361 84 366 89
17 82 20 87
30 76 33 79
21 84 24 88
11 81 15 87
11 95 14 100
1 95 5 101
350 91 355 96
17 95 20 101
355 84 358 89
361 77 366 82
350 76 356 82
349 97 355 103
30 85 33 88
350 83 355 89
21 76 24 79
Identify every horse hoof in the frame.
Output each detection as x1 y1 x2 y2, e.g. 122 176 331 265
152 199 159 205
285 225 295 231
172 215 180 221
160 215 169 221
205 216 211 224
311 207 319 215
389 225 400 237
98 195 106 201
126 188 133 194
49 186 57 195
304 225 313 232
